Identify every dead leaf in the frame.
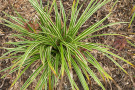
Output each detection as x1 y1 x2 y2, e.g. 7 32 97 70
113 36 127 50
24 21 39 34
0 29 5 36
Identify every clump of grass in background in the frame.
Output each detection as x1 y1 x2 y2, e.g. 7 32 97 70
0 0 134 90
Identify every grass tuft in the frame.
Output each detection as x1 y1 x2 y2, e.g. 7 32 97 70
0 0 134 90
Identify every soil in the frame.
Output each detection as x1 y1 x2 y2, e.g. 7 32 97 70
0 0 135 90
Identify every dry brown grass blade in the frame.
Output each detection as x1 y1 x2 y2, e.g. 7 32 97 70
112 79 122 90
58 76 64 90
24 21 39 33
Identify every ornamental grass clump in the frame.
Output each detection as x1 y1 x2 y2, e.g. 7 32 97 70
0 0 135 90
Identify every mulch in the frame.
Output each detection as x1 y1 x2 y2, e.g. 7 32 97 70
0 0 135 90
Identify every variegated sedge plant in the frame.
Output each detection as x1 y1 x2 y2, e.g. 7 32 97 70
0 0 135 90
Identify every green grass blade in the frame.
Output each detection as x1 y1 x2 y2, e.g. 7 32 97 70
74 13 111 41
104 53 128 74
35 67 48 90
18 43 41 76
29 0 62 39
74 54 105 90
2 11 24 25
127 39 135 47
39 45 46 65
60 43 65 77
86 51 112 80
86 33 124 38
60 0 67 36
21 65 44 90
78 43 135 68
75 22 127 42
48 0 56 15
46 47 58 77
64 56 78 90
71 58 89 90
128 12 135 28
71 0 111 37
10 58 36 88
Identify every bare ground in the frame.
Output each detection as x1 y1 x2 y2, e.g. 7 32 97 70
0 0 135 90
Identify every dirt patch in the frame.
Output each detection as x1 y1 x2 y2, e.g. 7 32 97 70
0 0 135 90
